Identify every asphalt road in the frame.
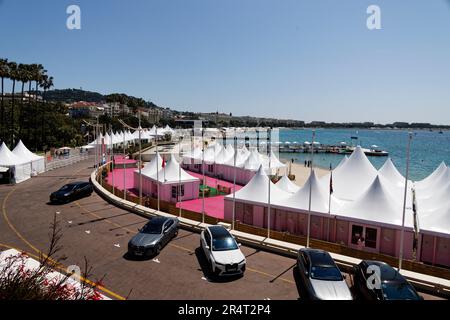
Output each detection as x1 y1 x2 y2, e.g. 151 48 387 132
0 158 443 300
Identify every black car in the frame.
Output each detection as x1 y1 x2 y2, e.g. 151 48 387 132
353 260 422 300
128 216 179 257
50 181 93 203
295 248 353 300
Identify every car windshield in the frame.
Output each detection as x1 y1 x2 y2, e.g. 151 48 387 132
380 282 419 300
310 265 343 281
59 184 76 191
212 236 238 251
141 222 163 234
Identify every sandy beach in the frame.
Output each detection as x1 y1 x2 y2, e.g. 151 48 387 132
282 161 329 187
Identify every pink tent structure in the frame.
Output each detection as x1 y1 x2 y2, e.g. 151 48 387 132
138 154 200 203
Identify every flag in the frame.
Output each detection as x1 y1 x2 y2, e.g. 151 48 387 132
329 164 333 195
162 158 166 168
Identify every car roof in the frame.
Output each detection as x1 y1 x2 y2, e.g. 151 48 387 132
208 225 231 238
302 249 335 267
149 216 170 224
362 260 404 282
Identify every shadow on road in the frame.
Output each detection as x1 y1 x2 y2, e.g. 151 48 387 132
194 247 243 283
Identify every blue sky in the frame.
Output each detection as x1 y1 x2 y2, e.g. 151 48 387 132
1 0 450 124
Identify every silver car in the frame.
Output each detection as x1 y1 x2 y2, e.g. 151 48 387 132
128 216 179 257
296 248 353 300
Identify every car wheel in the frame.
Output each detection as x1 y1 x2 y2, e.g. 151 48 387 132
173 228 178 238
155 243 162 255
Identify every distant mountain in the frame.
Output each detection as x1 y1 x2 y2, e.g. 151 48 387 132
44 89 105 103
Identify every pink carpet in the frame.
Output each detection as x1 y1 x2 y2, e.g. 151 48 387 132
106 168 242 219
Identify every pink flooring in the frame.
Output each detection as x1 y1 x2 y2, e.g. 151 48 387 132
113 155 138 165
105 168 243 219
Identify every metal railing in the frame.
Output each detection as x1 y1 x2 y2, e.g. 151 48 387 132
45 153 89 171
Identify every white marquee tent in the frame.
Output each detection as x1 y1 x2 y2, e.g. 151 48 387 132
0 142 32 183
12 140 45 175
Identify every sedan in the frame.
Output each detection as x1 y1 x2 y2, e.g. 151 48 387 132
200 225 246 277
128 216 179 257
295 248 353 300
50 181 93 203
353 260 422 300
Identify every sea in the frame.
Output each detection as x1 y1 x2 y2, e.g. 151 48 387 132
277 128 450 181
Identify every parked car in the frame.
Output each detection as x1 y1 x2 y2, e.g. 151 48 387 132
200 225 246 277
49 181 93 203
295 248 353 300
128 217 179 257
353 260 422 300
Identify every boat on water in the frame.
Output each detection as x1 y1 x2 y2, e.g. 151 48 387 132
338 146 388 157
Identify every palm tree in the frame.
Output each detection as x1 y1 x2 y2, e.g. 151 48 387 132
17 63 31 138
8 61 18 146
40 74 54 147
0 58 9 141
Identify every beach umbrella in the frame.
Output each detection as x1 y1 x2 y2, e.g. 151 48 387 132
303 141 311 145
284 141 291 144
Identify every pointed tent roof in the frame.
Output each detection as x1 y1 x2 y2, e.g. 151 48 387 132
223 147 249 167
276 175 300 193
419 204 450 237
267 151 286 169
244 150 263 171
215 145 233 165
278 170 341 213
336 175 414 228
140 152 163 176
335 156 348 170
226 165 290 203
12 140 43 161
416 167 450 198
146 154 199 184
378 158 405 187
416 161 447 187
418 181 450 212
0 142 28 166
328 146 378 201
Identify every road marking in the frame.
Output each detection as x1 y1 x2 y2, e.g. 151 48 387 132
152 258 161 264
56 211 61 215
68 220 72 224
246 267 295 284
201 276 208 281
85 230 91 234
114 243 121 248
0 165 127 301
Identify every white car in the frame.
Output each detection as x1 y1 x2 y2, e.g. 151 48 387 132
200 225 246 276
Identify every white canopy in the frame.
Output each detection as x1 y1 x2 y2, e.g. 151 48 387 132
12 140 45 174
12 140 42 162
336 175 414 228
0 142 28 166
419 204 450 237
0 142 32 183
244 150 262 171
416 161 447 188
140 152 163 176
227 165 290 204
378 158 405 188
146 154 199 184
323 146 378 201
277 170 341 213
334 156 348 170
276 175 300 193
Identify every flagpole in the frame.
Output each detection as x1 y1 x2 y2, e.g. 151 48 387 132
201 127 205 224
179 136 183 217
156 126 160 211
306 129 315 248
110 124 115 195
327 163 332 242
399 132 413 271
123 128 126 200
138 112 143 206
267 127 272 239
232 133 237 230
